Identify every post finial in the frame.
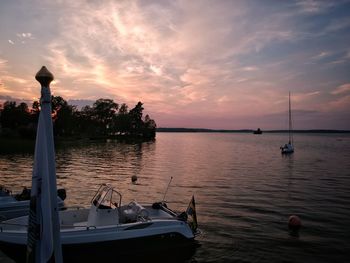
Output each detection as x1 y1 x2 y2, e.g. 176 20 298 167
35 66 54 87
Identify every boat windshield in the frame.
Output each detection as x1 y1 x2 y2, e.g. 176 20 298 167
91 184 122 208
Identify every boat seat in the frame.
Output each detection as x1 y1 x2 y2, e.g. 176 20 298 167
121 201 149 223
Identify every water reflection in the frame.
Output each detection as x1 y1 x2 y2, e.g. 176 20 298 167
1 133 350 262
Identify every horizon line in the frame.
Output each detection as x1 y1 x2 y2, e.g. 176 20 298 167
157 128 350 133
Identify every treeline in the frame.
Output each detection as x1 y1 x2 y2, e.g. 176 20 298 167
0 97 156 140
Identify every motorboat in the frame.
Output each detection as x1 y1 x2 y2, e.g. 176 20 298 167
0 186 66 221
280 92 294 154
0 183 198 262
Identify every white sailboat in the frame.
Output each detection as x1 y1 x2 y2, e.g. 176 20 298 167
280 92 294 154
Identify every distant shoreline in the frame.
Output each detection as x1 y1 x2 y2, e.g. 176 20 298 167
157 128 350 133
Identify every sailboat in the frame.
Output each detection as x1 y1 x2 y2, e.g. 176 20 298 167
280 92 294 154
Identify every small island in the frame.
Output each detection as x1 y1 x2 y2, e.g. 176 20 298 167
0 96 156 151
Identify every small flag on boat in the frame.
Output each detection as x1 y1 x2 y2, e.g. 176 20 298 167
186 195 198 232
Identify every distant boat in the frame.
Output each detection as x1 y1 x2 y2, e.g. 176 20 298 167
253 128 262 134
280 92 294 154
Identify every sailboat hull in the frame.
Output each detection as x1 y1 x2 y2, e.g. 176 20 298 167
281 148 294 154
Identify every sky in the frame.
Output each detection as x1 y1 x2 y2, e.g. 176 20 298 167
0 0 349 130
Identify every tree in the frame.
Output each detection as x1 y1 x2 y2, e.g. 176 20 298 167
91 99 118 135
143 114 157 138
0 101 31 129
30 100 40 123
75 105 96 137
113 103 130 134
54 103 77 137
0 101 17 129
129 102 144 135
0 96 157 140
51 96 68 115
0 101 33 137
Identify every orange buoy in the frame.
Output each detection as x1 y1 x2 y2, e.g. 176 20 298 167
131 175 138 183
288 215 301 234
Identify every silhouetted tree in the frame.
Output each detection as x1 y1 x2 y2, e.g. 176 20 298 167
0 101 17 129
143 114 157 138
91 99 118 135
0 101 32 137
0 96 156 141
113 103 130 134
53 102 77 137
0 101 30 128
30 100 40 123
129 102 144 135
51 96 68 114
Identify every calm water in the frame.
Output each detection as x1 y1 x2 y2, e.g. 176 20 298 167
1 133 350 262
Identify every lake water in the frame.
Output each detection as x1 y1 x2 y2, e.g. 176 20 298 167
1 132 350 262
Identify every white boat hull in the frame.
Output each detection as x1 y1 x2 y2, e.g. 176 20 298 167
281 143 294 154
0 232 196 263
0 184 198 262
0 207 196 262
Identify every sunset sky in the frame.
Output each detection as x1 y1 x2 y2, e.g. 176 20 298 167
0 0 349 130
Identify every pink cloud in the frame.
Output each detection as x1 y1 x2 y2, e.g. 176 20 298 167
331 83 350 95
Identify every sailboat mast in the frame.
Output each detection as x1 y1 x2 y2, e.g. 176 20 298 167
288 92 293 145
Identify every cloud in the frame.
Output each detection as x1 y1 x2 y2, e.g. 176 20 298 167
8 40 14 45
292 91 320 102
1 75 28 84
346 51 350 59
242 66 259 71
16 33 34 39
0 95 33 106
331 83 350 95
295 0 339 14
67 99 94 109
324 17 350 33
41 0 306 113
327 95 350 111
311 51 331 60
0 58 8 66
0 0 349 129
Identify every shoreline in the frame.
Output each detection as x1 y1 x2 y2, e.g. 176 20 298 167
157 128 350 133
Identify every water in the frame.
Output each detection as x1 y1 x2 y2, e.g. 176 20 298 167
1 133 350 262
